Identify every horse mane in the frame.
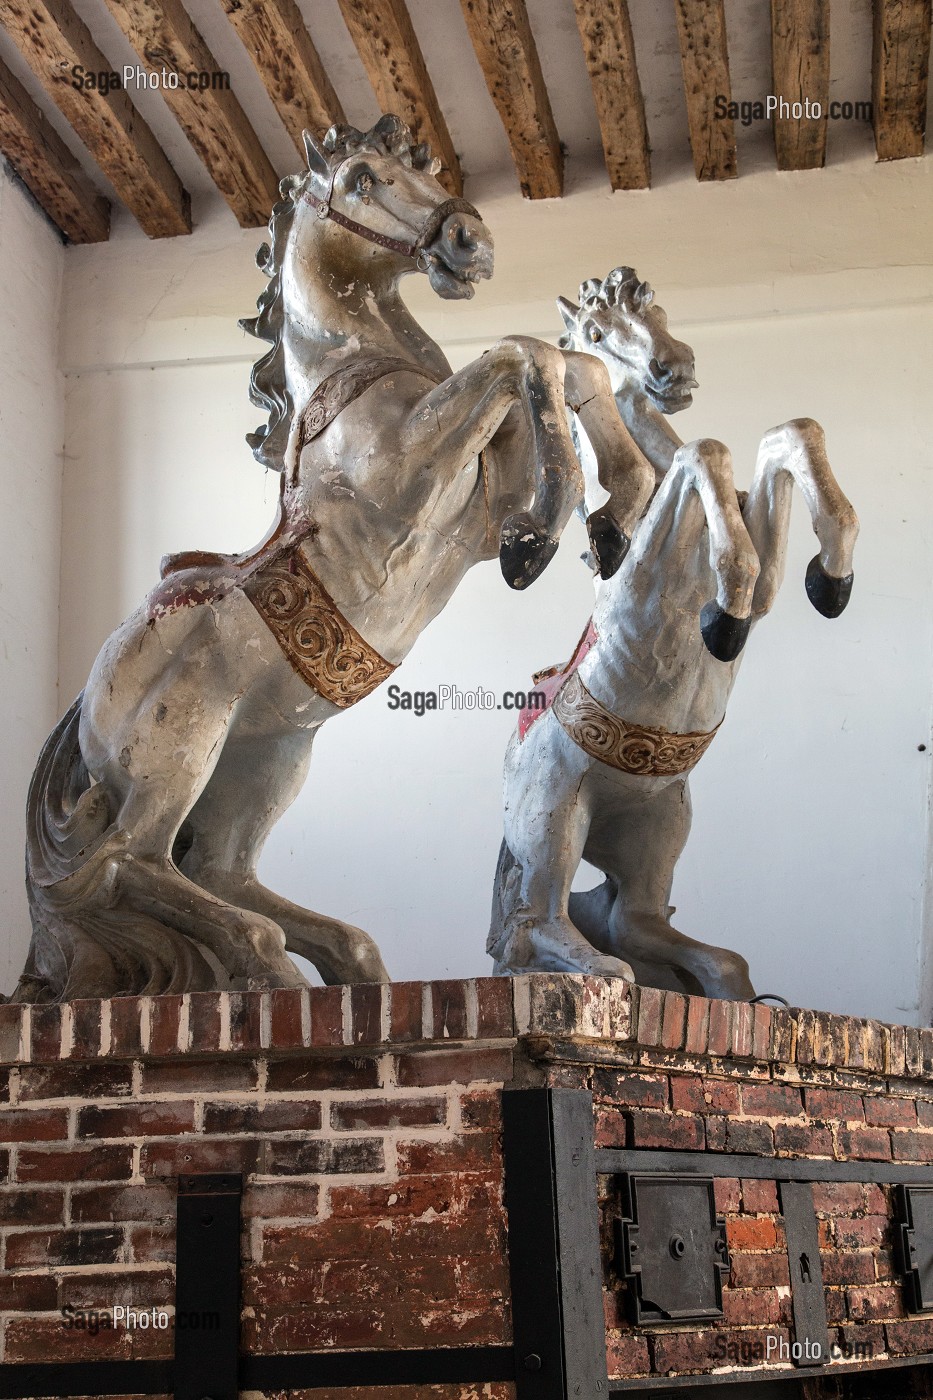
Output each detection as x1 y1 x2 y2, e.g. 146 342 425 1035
239 115 438 473
557 266 649 349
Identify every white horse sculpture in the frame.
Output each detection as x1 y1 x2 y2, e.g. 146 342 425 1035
16 121 653 1003
489 270 859 998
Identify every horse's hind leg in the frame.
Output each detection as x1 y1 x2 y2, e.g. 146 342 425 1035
590 779 756 1000
181 728 388 985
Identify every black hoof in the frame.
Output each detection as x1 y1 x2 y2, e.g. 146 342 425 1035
586 507 630 580
499 514 559 590
805 554 853 618
700 602 752 662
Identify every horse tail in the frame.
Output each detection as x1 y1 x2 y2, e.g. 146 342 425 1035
487 838 521 964
25 695 111 890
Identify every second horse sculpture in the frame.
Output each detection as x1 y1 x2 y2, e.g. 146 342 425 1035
489 270 859 998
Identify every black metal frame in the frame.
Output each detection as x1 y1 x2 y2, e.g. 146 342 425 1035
2 1087 933 1398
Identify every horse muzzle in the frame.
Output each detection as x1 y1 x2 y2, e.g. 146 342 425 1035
422 212 494 300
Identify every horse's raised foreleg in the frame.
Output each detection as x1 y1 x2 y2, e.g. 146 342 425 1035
744 418 858 619
181 728 388 985
402 337 585 589
562 350 655 578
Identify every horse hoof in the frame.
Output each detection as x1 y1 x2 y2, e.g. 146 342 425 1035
805 554 853 618
700 602 752 662
499 514 559 590
586 507 630 580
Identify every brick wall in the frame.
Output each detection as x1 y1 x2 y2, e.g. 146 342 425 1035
1 976 933 1397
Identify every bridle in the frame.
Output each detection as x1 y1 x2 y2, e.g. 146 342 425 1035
302 156 481 263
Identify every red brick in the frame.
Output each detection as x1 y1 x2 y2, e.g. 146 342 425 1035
140 1136 263 1179
327 1172 498 1223
863 1183 889 1214
770 1007 796 1062
228 990 262 1052
821 1250 876 1285
460 1091 502 1131
309 986 345 1047
129 1221 174 1262
906 1027 923 1076
834 1215 889 1248
875 1248 897 1281
891 1129 933 1163
805 1088 864 1121
739 1081 803 1118
268 988 307 1050
67 999 102 1059
888 1024 907 1077
653 1326 789 1373
706 1118 774 1155
17 1062 133 1102
635 986 664 1046
109 997 144 1057
671 1074 738 1115
264 1137 385 1177
430 981 469 1041
71 1182 175 1223
396 1136 498 1176
730 1252 789 1287
751 1003 772 1060
713 1176 741 1213
594 1069 668 1109
0 1186 65 1224
626 1110 704 1151
475 978 513 1039
4 1316 168 1363
267 1056 380 1093
140 1059 258 1094
917 1099 933 1128
722 1287 785 1326
0 1002 24 1062
203 1099 322 1134
886 1318 933 1354
241 1181 320 1219
849 1019 887 1073
846 1283 904 1320
77 1103 196 1138
707 999 731 1056
5 1226 124 1268
388 982 424 1041
187 991 224 1052
330 1097 446 1131
727 1215 781 1251
395 1048 512 1087
731 1002 753 1058
812 1181 865 1215
836 1126 892 1160
147 994 183 1056
741 1178 779 1213
0 1273 59 1309
30 1003 62 1060
0 1108 70 1143
682 996 708 1055
864 1095 916 1128
59 1267 174 1310
774 1121 834 1156
16 1144 133 1183
834 1322 885 1361
660 991 687 1049
605 1331 650 1378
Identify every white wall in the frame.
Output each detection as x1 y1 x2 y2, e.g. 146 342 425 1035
0 169 65 993
10 150 933 1022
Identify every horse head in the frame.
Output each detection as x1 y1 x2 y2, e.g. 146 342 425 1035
558 267 697 415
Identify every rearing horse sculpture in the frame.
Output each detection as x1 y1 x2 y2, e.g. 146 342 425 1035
16 119 653 1003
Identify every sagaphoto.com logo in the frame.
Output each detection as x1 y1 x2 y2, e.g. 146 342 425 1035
386 683 546 717
71 63 230 94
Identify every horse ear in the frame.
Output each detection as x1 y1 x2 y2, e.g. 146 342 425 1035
302 130 329 179
556 296 579 335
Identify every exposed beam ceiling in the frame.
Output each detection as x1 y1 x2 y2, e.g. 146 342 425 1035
100 0 278 227
570 0 649 191
335 0 462 195
219 0 345 158
0 53 109 241
674 0 738 181
0 0 190 237
459 0 563 199
771 0 830 170
872 0 932 159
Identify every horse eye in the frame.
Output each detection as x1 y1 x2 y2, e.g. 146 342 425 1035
589 326 602 343
356 172 374 193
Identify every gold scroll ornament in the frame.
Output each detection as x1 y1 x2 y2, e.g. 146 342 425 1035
552 671 721 776
244 551 395 709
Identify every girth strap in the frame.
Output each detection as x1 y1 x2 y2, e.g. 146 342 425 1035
296 356 442 461
553 671 721 777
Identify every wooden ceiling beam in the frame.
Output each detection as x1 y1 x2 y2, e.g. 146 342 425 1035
770 0 830 170
673 0 737 181
100 0 279 227
336 0 462 195
220 0 345 158
459 0 562 199
0 55 109 241
570 0 649 190
872 0 932 159
0 0 190 237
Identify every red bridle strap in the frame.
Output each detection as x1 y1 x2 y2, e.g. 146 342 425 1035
302 187 481 261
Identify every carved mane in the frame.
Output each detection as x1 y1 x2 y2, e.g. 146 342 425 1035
556 266 652 349
240 115 439 473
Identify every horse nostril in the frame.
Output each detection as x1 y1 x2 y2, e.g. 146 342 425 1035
649 356 672 383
